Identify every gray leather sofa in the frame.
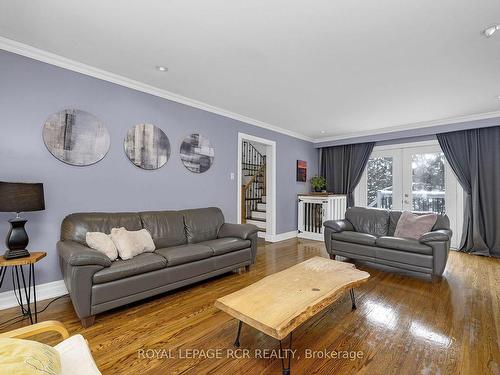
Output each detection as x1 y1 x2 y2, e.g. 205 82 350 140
57 207 258 327
324 207 452 278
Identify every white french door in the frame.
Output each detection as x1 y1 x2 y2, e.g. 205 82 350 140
355 141 463 248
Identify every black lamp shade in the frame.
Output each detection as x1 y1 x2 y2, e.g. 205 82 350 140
0 182 45 213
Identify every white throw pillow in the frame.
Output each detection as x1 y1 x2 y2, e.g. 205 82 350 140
86 232 118 261
54 334 101 375
110 227 155 260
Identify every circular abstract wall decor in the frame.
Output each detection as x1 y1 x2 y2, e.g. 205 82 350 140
42 109 110 166
180 133 215 173
124 123 170 170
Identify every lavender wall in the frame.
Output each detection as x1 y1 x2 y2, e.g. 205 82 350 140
0 50 318 291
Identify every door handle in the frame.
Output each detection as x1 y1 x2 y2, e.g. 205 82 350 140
404 193 409 198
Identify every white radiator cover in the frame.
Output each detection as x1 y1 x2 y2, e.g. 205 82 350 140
297 195 347 241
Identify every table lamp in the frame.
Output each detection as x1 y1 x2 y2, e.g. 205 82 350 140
0 182 45 259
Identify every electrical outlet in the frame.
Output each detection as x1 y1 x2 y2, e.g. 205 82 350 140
230 172 235 180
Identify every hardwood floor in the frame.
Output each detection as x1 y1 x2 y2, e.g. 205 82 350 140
1 238 499 375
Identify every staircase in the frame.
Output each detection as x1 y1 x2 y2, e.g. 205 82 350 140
241 141 267 232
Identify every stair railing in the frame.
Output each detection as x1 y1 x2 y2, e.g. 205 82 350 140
241 141 266 223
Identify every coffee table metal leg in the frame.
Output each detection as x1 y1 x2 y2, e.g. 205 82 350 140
234 320 243 347
350 289 356 310
279 332 293 375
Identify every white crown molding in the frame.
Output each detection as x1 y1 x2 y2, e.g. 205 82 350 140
2 37 499 145
313 110 500 144
0 279 68 311
0 36 314 143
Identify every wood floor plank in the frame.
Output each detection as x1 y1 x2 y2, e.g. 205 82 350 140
0 238 499 375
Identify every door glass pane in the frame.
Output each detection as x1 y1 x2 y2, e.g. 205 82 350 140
367 157 393 209
411 153 445 213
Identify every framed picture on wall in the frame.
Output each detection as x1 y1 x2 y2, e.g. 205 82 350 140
296 160 307 182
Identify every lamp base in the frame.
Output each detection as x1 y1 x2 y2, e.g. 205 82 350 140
3 248 30 259
4 218 30 259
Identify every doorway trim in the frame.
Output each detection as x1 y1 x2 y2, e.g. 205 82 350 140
237 132 276 240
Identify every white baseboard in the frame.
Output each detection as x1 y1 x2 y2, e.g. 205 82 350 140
0 280 68 311
265 230 298 243
297 232 324 241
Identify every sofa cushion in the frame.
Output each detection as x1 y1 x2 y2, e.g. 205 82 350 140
331 231 377 246
85 232 118 261
61 212 142 245
93 253 167 284
388 210 450 236
201 238 251 255
394 211 437 239
155 244 213 266
181 207 225 243
0 338 62 375
139 211 187 248
375 236 432 255
345 207 390 237
110 227 155 260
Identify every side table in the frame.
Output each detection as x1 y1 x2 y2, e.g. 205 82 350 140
0 251 46 324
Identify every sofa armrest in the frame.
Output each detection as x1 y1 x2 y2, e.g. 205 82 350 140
419 229 452 244
57 240 112 267
323 219 354 233
218 223 259 265
218 223 259 240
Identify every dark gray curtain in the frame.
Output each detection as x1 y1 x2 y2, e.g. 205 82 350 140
437 126 500 257
320 142 374 207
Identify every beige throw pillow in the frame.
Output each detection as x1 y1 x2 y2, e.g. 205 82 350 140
86 232 118 261
394 211 438 240
0 337 62 375
110 227 155 260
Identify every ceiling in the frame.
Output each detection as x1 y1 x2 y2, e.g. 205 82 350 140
1 0 499 142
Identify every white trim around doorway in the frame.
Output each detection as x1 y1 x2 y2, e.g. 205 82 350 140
237 133 277 241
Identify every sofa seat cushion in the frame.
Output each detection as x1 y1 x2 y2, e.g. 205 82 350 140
376 236 432 255
331 231 377 246
156 244 213 267
93 253 167 284
201 238 251 255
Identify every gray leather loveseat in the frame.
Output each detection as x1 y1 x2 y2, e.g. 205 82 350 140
57 207 258 327
324 207 452 278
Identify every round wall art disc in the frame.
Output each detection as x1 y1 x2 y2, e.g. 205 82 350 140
42 109 110 166
180 133 214 173
124 123 171 170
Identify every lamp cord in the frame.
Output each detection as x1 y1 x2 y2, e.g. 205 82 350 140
0 294 66 330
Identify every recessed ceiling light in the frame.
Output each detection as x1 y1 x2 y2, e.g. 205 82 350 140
156 66 168 72
483 25 500 37
497 95 500 100
320 130 326 134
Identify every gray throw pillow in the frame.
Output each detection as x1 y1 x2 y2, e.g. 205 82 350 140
394 211 437 240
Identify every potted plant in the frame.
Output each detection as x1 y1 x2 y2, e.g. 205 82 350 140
310 175 327 193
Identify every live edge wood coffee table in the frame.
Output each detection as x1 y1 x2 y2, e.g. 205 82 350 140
215 257 370 374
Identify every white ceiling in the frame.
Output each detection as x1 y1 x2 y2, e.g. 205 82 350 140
1 0 500 141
